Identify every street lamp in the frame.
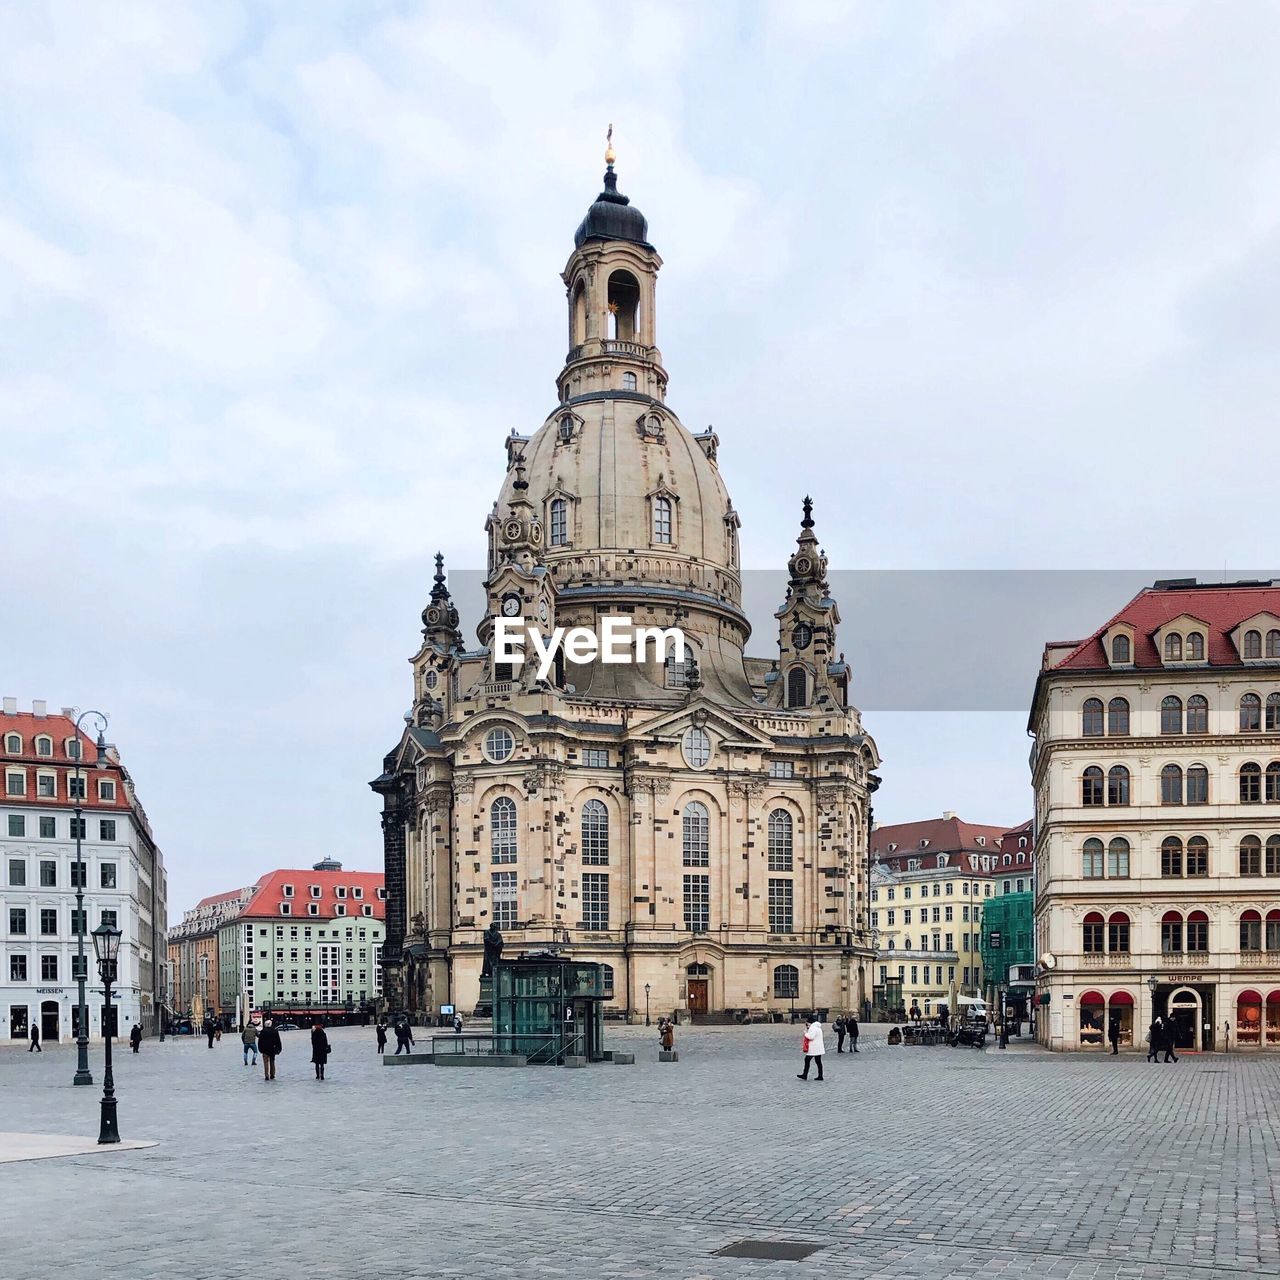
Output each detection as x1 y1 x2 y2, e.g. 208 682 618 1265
91 921 122 1144
644 983 651 1027
71 710 109 1087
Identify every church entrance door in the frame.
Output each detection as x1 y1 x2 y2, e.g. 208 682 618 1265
688 980 708 1017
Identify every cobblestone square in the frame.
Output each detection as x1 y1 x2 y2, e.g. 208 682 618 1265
4 1024 1278 1279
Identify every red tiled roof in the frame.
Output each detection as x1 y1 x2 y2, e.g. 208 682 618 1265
870 816 1025 871
195 888 250 910
240 868 386 922
0 710 129 809
1049 582 1280 672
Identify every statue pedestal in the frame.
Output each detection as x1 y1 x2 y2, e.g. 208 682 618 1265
659 1050 679 1062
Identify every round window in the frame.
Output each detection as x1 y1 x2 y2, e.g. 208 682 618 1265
424 669 439 690
682 727 712 769
484 728 515 763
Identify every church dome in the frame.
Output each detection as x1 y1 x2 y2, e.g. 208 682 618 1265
494 400 739 607
574 167 650 249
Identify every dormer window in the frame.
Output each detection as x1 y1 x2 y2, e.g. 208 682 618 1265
919 839 929 848
66 738 80 759
335 886 346 899
4 733 20 754
887 843 897 853
550 499 568 546
353 886 363 899
308 902 319 916
976 836 986 847
557 414 575 444
362 904 373 917
335 903 346 916
35 736 52 757
1111 634 1131 664
1187 632 1205 661
282 884 294 898
1244 630 1262 660
310 885 322 899
280 903 292 916
1269 630 1280 658
1165 633 1182 661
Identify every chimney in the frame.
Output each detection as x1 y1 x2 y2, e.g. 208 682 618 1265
32 699 46 717
2 697 15 715
61 707 75 718
942 810 955 820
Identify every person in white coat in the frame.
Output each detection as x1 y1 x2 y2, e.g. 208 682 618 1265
797 1014 825 1081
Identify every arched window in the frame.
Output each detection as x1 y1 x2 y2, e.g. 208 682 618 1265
607 269 640 340
621 371 637 392
1108 911 1131 953
581 799 609 865
1267 693 1280 733
490 796 518 864
1241 693 1262 732
1241 762 1262 803
1107 697 1130 736
1082 767 1104 807
1082 838 1104 878
571 279 587 345
1165 633 1182 661
773 963 799 999
786 667 808 708
1267 911 1280 952
682 801 710 867
1107 837 1130 878
1160 695 1183 734
1161 911 1183 954
652 495 673 544
34 736 52 758
1161 836 1183 878
549 498 568 547
1268 629 1280 658
1107 765 1130 806
1240 834 1262 876
1081 698 1104 736
767 809 793 871
1187 632 1205 661
1187 835 1209 877
1244 630 1263 659
1186 910 1209 952
1082 912 1104 953
1241 910 1263 951
1267 762 1280 803
1186 694 1209 735
1111 634 1131 664
1160 764 1183 805
3 733 20 754
1187 763 1209 804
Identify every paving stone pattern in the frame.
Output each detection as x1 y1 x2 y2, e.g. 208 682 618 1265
2 1024 1277 1279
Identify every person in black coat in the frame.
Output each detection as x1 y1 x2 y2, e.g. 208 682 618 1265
834 1016 847 1053
258 1019 283 1081
848 1014 860 1053
130 1023 143 1054
1162 1017 1179 1063
394 1017 415 1055
375 1020 388 1054
28 1024 40 1053
310 1022 331 1080
204 1017 216 1049
1146 1017 1161 1062
1108 1016 1120 1056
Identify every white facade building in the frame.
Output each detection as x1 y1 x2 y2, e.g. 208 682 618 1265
1031 581 1280 1051
2 699 167 1044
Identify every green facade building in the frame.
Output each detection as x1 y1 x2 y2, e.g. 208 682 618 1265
980 892 1034 990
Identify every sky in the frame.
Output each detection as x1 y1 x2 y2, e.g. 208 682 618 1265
3 2 1280 922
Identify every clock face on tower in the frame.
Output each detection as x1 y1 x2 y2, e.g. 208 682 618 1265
538 598 550 624
792 623 813 650
501 593 522 617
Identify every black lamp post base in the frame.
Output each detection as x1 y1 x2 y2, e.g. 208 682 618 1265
98 1099 120 1144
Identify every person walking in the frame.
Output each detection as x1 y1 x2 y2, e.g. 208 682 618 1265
1146 1016 1162 1063
375 1019 388 1054
848 1013 860 1053
1162 1017 1179 1063
834 1015 847 1053
1108 1016 1120 1056
310 1022 331 1080
28 1024 40 1053
241 1020 259 1067
797 1013 826 1081
258 1018 282 1081
129 1023 142 1054
393 1017 415 1056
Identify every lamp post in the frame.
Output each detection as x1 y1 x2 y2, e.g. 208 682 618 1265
644 983 651 1027
71 710 109 1087
92 921 122 1144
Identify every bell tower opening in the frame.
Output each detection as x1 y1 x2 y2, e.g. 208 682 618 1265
607 270 640 341
571 278 587 346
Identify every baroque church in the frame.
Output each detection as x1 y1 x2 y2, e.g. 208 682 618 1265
372 140 881 1021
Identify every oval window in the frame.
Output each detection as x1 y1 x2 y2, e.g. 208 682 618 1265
484 728 515 763
682 727 712 769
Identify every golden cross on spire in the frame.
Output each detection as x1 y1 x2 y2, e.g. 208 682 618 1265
605 123 615 167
